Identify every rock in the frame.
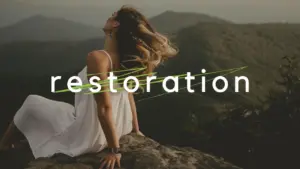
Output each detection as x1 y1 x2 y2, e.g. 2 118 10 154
25 133 241 169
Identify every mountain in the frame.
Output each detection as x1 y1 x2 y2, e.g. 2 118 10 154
0 1 113 28
0 11 232 77
0 11 228 44
149 10 230 33
154 23 300 104
0 38 104 76
0 15 103 44
136 22 300 144
136 23 300 137
135 22 300 169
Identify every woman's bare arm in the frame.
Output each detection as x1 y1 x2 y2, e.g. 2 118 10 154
87 51 119 148
128 92 140 132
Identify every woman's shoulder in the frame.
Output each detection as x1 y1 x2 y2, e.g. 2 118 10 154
87 50 107 58
86 50 110 66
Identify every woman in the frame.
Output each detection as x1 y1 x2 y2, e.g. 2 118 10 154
0 5 178 169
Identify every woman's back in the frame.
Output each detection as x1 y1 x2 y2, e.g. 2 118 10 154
67 50 133 156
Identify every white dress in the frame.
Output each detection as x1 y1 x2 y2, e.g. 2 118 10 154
13 50 133 159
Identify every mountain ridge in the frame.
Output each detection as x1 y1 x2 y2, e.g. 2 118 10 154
149 10 230 33
0 15 103 44
0 11 230 44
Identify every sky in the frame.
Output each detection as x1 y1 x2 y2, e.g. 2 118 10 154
1 0 299 27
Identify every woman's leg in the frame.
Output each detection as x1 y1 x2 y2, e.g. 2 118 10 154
12 95 75 155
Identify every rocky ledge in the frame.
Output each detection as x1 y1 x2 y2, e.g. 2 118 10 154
22 133 241 169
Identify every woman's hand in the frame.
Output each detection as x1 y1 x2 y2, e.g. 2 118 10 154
99 153 121 169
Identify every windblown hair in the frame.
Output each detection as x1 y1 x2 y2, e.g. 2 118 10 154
114 6 178 79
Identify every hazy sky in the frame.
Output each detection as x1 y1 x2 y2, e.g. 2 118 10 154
1 0 299 27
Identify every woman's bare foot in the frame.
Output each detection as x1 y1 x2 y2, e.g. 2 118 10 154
0 138 14 152
0 121 18 151
0 139 28 152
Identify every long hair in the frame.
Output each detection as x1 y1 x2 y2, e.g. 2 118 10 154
114 6 178 80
